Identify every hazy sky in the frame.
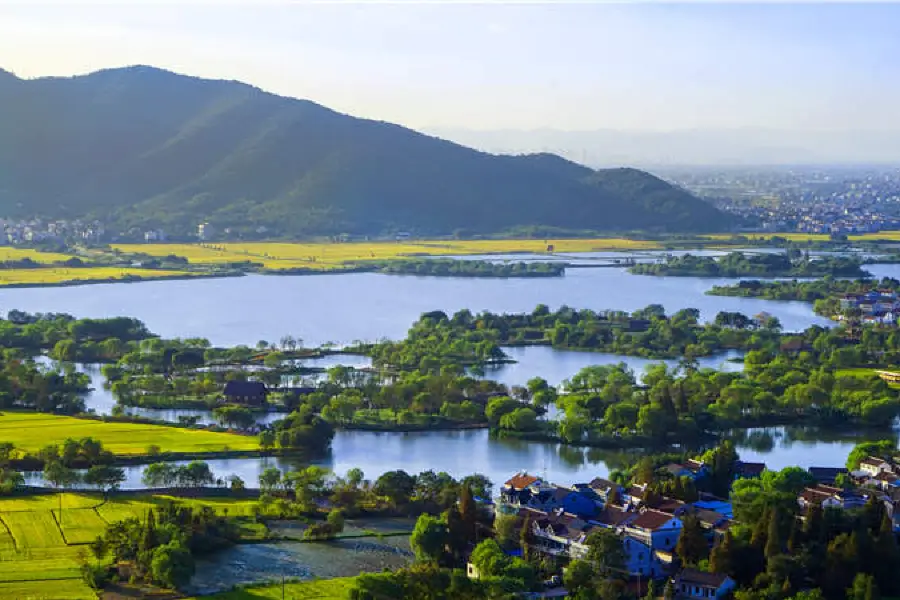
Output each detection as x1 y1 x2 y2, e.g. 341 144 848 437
3 2 900 133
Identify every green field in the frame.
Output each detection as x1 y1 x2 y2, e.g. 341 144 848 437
0 579 98 600
0 493 264 598
187 577 355 600
0 411 258 455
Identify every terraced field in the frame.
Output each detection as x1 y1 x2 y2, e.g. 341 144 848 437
0 411 258 455
112 238 664 271
0 493 264 599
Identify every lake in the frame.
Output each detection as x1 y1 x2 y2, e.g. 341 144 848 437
24 423 896 492
17 258 900 493
0 265 840 347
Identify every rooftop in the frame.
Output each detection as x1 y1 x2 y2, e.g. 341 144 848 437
676 568 731 589
629 509 676 531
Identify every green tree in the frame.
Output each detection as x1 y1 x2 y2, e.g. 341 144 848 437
458 485 477 545
564 559 596 598
150 541 195 588
709 530 735 575
83 465 125 499
410 514 449 564
848 573 879 600
676 514 708 566
585 529 626 576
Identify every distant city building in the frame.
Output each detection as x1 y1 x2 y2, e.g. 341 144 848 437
198 222 215 241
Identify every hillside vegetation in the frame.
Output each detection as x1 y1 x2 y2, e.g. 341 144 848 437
0 66 730 237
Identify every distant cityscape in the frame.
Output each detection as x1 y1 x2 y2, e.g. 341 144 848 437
660 166 900 234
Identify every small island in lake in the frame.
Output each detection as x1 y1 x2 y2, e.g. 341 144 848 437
629 251 869 278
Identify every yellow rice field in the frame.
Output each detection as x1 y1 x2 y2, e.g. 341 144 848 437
0 266 195 286
0 247 78 263
112 238 664 271
0 493 264 599
0 412 258 455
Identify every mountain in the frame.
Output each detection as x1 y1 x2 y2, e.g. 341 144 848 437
0 66 732 237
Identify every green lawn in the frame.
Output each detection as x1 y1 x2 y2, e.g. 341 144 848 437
187 577 355 600
0 411 258 455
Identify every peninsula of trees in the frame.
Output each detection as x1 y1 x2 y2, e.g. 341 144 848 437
629 252 868 278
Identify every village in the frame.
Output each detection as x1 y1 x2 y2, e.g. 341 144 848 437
479 451 900 598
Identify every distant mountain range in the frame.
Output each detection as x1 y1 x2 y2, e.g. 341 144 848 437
0 66 732 237
426 127 900 167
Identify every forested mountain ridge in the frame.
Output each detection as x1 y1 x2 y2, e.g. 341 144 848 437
0 66 732 237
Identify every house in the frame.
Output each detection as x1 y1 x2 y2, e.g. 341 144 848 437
587 477 624 504
624 484 648 507
870 471 900 491
674 569 736 599
859 456 895 478
624 509 683 551
594 504 637 530
529 510 593 559
503 472 544 493
808 467 849 484
656 498 691 517
735 461 767 479
223 381 268 406
557 488 599 519
798 484 865 511
623 536 671 579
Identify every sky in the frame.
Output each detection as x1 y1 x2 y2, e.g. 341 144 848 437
2 2 900 136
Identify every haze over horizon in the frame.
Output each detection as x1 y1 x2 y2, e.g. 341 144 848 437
4 2 900 165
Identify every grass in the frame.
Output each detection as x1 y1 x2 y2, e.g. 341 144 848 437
111 239 663 271
54 508 108 544
0 411 258 455
0 266 196 286
0 492 268 596
185 577 356 600
4 511 65 548
0 578 98 599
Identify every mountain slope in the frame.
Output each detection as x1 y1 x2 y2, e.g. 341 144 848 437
0 66 732 236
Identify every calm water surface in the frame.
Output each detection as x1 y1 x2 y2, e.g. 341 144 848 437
26 424 894 491
0 266 840 347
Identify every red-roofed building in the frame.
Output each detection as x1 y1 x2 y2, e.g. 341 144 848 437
625 509 683 551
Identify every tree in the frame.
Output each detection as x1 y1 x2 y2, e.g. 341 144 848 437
458 485 477 545
676 514 708 566
848 573 879 600
44 460 79 527
564 559 595 597
326 508 345 534
469 538 507 578
410 514 449 564
374 470 416 506
585 529 626 576
83 465 126 499
258 467 282 493
520 514 535 562
709 531 735 575
150 541 195 588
